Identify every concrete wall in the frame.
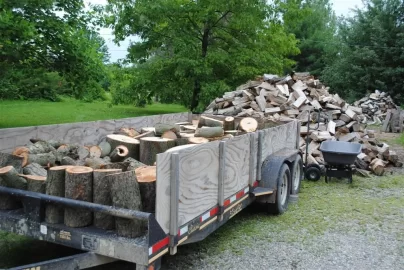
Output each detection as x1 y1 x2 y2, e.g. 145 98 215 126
0 112 190 153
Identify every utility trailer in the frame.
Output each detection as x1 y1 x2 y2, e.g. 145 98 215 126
0 113 303 270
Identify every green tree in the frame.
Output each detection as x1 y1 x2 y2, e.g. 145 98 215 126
103 0 299 111
322 0 404 102
0 0 108 100
278 0 338 76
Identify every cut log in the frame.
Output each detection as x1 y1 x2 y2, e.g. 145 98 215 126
111 171 145 237
106 135 140 160
141 127 156 134
0 166 23 209
355 158 369 170
30 139 64 149
26 141 56 154
155 123 180 136
327 121 336 135
388 150 401 167
224 117 235 131
140 137 176 165
89 145 102 158
19 175 46 193
355 169 371 178
0 166 27 190
109 145 129 162
85 157 107 169
123 158 146 171
161 130 178 140
339 114 351 123
23 163 47 177
175 138 190 146
45 165 73 224
370 158 385 176
292 96 306 109
98 141 112 158
61 156 77 166
134 131 155 140
64 166 94 227
1 152 24 172
239 117 258 132
195 127 224 138
339 133 357 142
93 169 122 229
28 152 56 167
135 166 156 213
189 137 209 144
100 162 130 171
200 116 223 127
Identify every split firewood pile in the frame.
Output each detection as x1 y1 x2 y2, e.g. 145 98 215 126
204 72 402 176
0 117 260 236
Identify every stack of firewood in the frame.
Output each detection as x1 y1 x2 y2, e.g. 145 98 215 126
0 116 260 234
204 72 402 175
354 90 398 126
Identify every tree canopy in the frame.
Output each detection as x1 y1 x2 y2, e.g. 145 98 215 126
321 0 404 102
103 0 299 111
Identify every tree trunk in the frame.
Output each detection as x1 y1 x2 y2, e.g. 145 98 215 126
109 145 129 162
0 166 22 210
111 171 145 237
195 127 224 138
19 175 46 193
135 166 156 213
64 166 94 227
93 169 122 230
0 152 24 173
224 117 235 131
23 163 47 177
190 79 201 112
99 141 112 158
139 137 175 165
0 166 27 190
45 165 73 224
28 152 56 166
239 117 258 132
106 135 140 160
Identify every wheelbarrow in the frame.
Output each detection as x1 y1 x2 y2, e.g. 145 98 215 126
319 141 362 183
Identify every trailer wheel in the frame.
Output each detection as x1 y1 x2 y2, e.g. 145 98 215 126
291 155 303 195
267 163 290 215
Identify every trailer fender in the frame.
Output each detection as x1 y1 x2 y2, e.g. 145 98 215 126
257 149 299 204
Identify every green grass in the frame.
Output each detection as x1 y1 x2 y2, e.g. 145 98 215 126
396 133 404 146
0 98 187 128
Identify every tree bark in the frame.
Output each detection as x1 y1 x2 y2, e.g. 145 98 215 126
0 166 28 190
0 166 22 210
135 166 156 213
93 169 122 230
124 158 146 171
195 127 224 138
224 117 235 131
154 123 180 136
61 156 77 166
23 163 47 177
19 174 46 193
98 141 112 158
85 157 107 169
64 166 94 227
106 135 140 160
139 137 175 165
0 152 24 173
28 152 56 166
109 145 129 162
200 116 223 127
45 165 73 223
111 171 145 237
101 162 130 171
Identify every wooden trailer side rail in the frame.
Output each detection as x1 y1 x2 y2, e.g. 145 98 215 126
155 120 299 235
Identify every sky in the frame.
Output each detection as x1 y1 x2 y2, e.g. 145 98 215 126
87 0 364 63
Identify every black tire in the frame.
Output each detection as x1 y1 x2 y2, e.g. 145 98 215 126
267 164 291 215
291 155 303 195
305 167 321 181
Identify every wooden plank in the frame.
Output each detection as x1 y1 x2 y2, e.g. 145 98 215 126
311 100 322 110
382 110 392 132
224 134 250 198
327 121 336 135
155 151 172 233
261 121 298 159
177 141 220 227
255 95 266 112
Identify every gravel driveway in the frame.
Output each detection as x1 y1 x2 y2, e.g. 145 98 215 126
162 175 404 270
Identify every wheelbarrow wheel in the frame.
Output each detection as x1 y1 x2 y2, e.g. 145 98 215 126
267 164 291 215
291 154 303 195
305 166 321 181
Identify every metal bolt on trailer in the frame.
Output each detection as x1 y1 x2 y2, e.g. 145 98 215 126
0 119 303 270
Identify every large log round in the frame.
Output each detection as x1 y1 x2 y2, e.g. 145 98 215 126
106 135 140 160
93 169 122 230
139 137 175 165
45 165 73 224
224 117 235 131
239 117 258 132
109 145 129 162
111 171 145 237
19 174 46 193
64 166 94 227
135 166 156 213
0 166 27 190
0 166 22 209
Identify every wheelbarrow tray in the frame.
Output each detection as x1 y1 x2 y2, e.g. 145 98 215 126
319 141 362 166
